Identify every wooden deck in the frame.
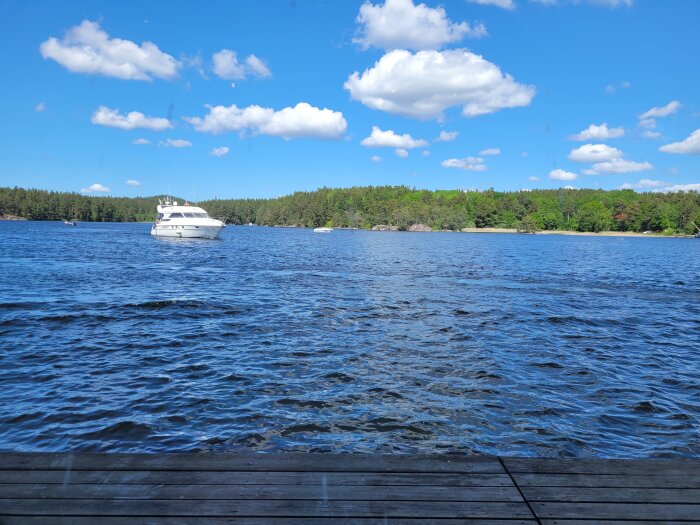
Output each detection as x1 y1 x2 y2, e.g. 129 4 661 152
0 453 698 524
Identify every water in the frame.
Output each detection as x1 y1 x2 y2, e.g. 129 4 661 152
1 221 699 457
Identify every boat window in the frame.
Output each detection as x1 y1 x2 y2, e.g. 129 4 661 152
196 213 210 218
169 213 184 218
183 213 196 218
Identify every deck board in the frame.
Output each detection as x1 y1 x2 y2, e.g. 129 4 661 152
1 453 699 523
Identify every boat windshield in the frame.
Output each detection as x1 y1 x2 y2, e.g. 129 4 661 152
168 213 184 218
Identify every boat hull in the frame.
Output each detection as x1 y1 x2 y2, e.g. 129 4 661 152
151 224 224 239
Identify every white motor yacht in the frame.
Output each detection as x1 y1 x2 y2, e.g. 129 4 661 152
151 199 225 239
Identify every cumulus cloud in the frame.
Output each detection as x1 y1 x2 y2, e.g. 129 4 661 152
81 183 111 193
245 55 272 78
568 143 622 163
132 138 150 144
466 0 515 9
528 176 540 181
92 106 172 131
354 0 486 51
659 129 700 155
371 155 382 162
656 183 700 193
479 147 500 155
159 138 192 148
35 102 46 112
583 158 653 175
125 179 141 186
436 131 458 142
395 148 409 158
344 49 535 120
640 100 681 120
549 168 577 181
441 156 486 171
619 179 665 190
185 102 347 140
642 130 661 139
210 146 230 157
40 20 179 81
570 123 624 141
360 126 428 149
211 49 271 80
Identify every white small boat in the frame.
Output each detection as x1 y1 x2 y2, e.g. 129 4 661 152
151 199 225 239
313 227 333 233
64 220 77 226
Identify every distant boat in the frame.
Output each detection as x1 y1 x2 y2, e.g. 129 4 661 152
313 227 333 233
64 220 76 226
151 198 225 239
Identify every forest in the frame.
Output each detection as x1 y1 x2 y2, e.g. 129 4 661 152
2 185 699 234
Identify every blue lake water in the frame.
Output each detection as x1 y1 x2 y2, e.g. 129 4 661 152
1 221 699 457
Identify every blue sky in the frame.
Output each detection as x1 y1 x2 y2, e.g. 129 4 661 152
1 0 698 199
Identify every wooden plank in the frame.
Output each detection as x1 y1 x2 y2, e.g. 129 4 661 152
0 453 503 473
504 458 700 476
541 521 700 525
531 501 700 520
0 483 523 502
0 518 537 525
512 472 700 488
0 498 534 518
521 486 700 503
0 470 513 487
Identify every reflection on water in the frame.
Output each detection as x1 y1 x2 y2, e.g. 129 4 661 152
0 221 699 457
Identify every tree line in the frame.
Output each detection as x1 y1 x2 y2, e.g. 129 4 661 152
2 185 699 234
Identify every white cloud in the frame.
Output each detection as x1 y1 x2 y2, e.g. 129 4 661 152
619 179 665 190
211 49 246 80
159 138 192 148
354 0 486 51
642 130 661 139
360 126 428 149
185 102 347 140
570 123 624 141
395 148 409 158
583 158 653 175
640 100 681 119
80 183 111 193
605 80 631 93
210 146 230 157
441 156 486 171
528 176 539 181
656 183 700 193
92 106 172 131
479 147 500 155
245 55 271 78
568 143 622 163
132 138 150 144
211 50 272 80
35 102 46 112
549 168 577 181
659 129 700 155
639 118 656 129
371 155 382 162
125 179 141 186
422 150 431 156
436 130 458 142
466 0 515 9
40 20 179 81
344 49 535 120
